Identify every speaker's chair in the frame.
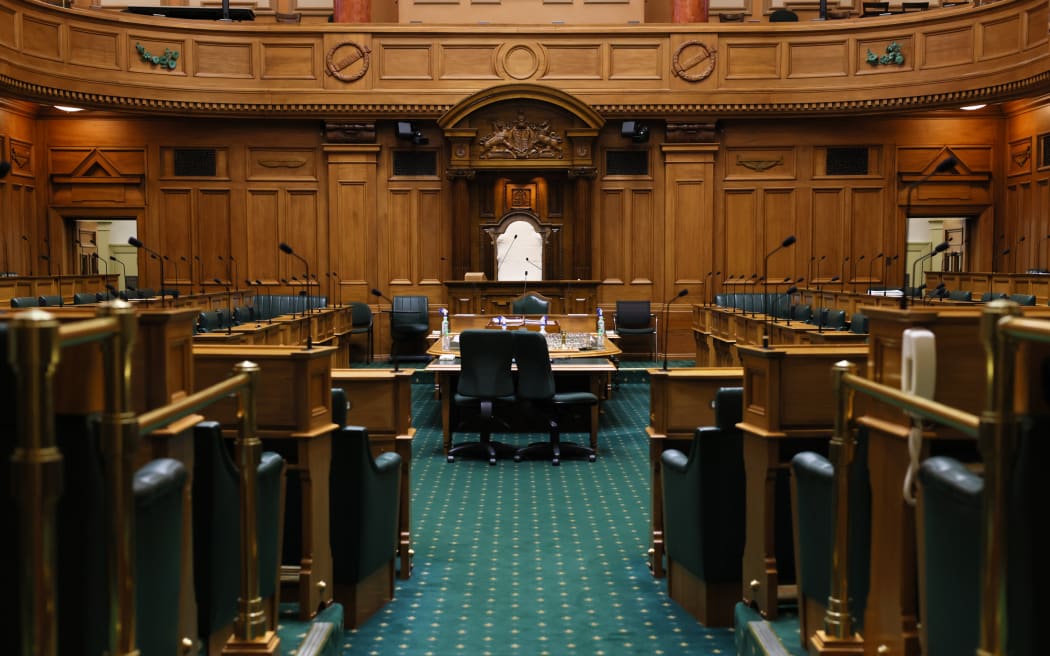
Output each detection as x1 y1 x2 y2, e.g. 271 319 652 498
510 292 552 315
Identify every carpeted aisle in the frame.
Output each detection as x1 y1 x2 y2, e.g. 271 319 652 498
279 364 805 656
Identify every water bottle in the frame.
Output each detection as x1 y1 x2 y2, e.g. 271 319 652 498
596 308 605 341
540 315 547 333
440 308 450 349
499 315 507 330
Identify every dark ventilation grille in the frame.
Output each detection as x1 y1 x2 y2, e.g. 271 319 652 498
173 149 217 177
606 150 649 176
826 147 869 175
1041 134 1050 168
393 150 437 177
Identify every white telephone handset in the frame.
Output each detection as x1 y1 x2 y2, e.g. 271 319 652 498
901 327 936 504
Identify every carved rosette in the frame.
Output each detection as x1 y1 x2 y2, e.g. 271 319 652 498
325 42 371 83
672 41 717 82
478 112 565 160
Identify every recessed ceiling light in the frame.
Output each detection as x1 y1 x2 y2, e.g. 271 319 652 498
53 105 84 112
961 104 986 111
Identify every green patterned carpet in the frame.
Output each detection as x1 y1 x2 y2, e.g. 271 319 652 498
278 363 805 656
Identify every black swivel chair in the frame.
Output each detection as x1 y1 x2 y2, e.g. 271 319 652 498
512 330 598 466
448 329 517 465
390 295 430 365
614 300 657 360
510 292 552 315
348 302 375 363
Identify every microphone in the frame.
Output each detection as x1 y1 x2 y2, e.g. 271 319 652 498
213 278 234 335
497 234 518 267
762 235 797 348
180 255 190 290
108 255 130 295
129 237 167 306
371 287 398 371
867 252 884 294
902 156 957 307
522 269 529 310
853 255 865 294
279 242 314 349
524 256 542 271
93 252 109 277
911 241 950 302
1015 235 1026 273
661 289 689 371
163 255 180 298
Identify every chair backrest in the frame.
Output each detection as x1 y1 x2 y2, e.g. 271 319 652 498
350 301 373 327
769 7 799 20
826 309 847 330
511 292 551 315
136 288 155 299
391 295 429 322
1008 293 1036 306
981 291 1007 302
861 1 889 14
73 292 98 305
233 306 253 325
332 386 349 428
38 295 63 307
10 296 40 308
901 1 929 9
197 310 223 333
791 303 812 322
457 329 516 399
948 289 973 302
512 330 557 402
134 458 188 656
917 456 982 656
849 312 869 334
614 300 653 330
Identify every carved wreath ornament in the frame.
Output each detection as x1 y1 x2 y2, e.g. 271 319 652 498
672 41 717 82
325 42 371 83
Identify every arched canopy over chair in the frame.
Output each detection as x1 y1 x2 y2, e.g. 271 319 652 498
448 329 517 465
348 302 374 363
613 300 657 359
390 295 430 364
510 292 552 315
512 330 597 466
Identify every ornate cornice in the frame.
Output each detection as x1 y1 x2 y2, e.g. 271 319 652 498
3 69 1049 119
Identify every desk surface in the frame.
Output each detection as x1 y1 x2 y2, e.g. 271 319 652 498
426 329 621 360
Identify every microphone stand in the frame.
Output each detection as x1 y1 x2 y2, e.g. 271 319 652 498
279 243 312 315
128 237 165 306
214 278 233 335
817 276 840 333
660 289 689 371
902 156 958 308
194 255 205 293
853 255 864 294
867 253 884 294
109 256 127 292
371 287 398 371
762 235 796 348
911 242 950 304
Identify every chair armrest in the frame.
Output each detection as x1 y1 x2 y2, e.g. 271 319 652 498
661 448 690 474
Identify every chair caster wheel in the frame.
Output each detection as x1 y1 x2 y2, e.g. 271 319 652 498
552 459 560 466
588 455 596 462
447 455 454 463
514 454 522 462
488 458 497 466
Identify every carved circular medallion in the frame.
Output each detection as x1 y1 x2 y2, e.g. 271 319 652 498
326 42 371 83
503 45 540 81
672 41 717 83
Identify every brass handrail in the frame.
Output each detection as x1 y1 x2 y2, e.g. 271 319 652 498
9 303 273 656
839 371 979 437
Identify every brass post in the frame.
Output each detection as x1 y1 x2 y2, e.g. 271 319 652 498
97 300 140 656
10 309 62 656
810 360 863 654
976 300 1020 656
231 360 270 642
825 359 857 637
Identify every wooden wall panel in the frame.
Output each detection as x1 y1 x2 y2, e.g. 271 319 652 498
608 43 663 80
418 187 445 285
69 27 120 70
979 15 1022 60
543 44 602 80
283 189 319 282
850 187 888 285
761 188 798 285
724 44 780 80
598 188 626 284
629 189 654 284
260 42 318 81
247 189 280 283
195 42 253 78
440 44 500 79
157 189 193 284
382 188 415 285
665 145 715 297
326 146 379 298
810 188 845 282
724 189 757 280
787 41 848 78
196 189 232 284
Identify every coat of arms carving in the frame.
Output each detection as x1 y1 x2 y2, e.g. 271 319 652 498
479 112 564 160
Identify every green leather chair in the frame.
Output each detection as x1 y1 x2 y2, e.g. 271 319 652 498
192 421 285 654
660 387 745 627
329 425 402 628
948 289 973 302
917 456 981 656
512 329 597 465
134 457 189 656
789 429 870 647
9 296 39 308
348 302 374 363
38 294 63 307
73 292 98 304
614 300 657 359
447 329 517 465
849 312 869 334
390 295 430 364
510 292 551 315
